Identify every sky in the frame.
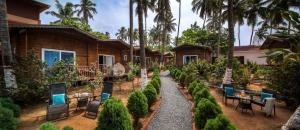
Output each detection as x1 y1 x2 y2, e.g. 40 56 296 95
39 0 255 46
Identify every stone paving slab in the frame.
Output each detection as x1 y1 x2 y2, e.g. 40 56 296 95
147 71 192 130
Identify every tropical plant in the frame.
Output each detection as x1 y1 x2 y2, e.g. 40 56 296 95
129 0 134 63
75 0 97 23
192 0 216 28
98 98 132 130
0 0 18 89
194 98 222 129
46 0 79 24
116 27 128 41
39 122 58 130
0 98 21 117
203 114 236 130
87 70 103 98
127 91 148 128
142 84 157 110
176 0 181 46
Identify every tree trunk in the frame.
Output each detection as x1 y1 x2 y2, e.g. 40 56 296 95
160 22 167 68
217 0 223 57
249 25 255 45
176 0 181 46
203 14 207 29
238 24 241 46
137 0 147 89
144 13 148 47
84 11 88 24
223 0 234 85
129 0 134 90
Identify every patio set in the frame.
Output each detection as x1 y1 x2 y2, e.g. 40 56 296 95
45 82 113 121
222 84 276 116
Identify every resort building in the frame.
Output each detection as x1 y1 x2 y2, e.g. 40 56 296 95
233 45 267 65
172 44 212 66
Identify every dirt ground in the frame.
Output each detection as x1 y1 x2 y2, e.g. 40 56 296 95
18 75 159 130
210 87 293 130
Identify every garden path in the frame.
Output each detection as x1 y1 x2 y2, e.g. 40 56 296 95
147 71 192 130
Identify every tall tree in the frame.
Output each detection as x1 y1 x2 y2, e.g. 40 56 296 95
137 0 147 88
0 0 17 89
75 0 97 24
46 0 79 24
115 27 128 41
129 0 134 63
176 0 181 46
192 0 214 28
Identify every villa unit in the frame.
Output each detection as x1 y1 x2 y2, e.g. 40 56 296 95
233 45 267 65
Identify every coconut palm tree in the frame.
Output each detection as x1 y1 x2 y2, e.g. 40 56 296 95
75 0 97 24
137 0 147 88
129 0 134 62
149 25 162 47
133 28 139 45
46 0 79 24
176 0 181 46
115 27 128 41
0 0 17 88
192 0 215 28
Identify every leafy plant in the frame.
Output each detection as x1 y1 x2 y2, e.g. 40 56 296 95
39 122 58 130
188 80 199 94
193 88 210 103
0 98 21 117
192 83 205 97
127 91 148 128
98 98 132 130
203 114 236 130
194 99 222 129
87 70 103 97
142 84 157 110
150 79 160 94
62 126 74 130
0 106 19 130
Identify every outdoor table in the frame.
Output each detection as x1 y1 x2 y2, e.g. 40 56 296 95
73 92 92 110
235 94 254 115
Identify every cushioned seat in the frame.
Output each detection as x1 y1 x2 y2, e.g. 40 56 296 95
48 104 68 114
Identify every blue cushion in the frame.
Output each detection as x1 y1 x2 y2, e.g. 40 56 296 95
52 94 65 105
261 92 273 102
101 93 110 103
224 87 234 96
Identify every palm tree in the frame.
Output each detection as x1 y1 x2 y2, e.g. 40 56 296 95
129 0 134 63
149 25 162 47
176 0 181 46
192 0 214 28
115 27 128 41
137 0 147 88
46 0 79 24
133 28 139 45
75 0 97 24
0 0 17 88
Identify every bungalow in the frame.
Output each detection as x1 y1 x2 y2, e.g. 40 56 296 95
234 45 267 65
172 44 212 66
5 0 130 79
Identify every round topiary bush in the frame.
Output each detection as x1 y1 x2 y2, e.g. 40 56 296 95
152 75 161 86
193 88 210 103
203 114 236 130
195 98 222 130
127 91 148 127
150 79 160 94
208 95 218 105
39 122 58 130
0 106 19 130
188 81 199 95
184 73 197 87
98 97 132 130
192 83 205 97
62 126 74 130
0 98 21 117
143 84 158 110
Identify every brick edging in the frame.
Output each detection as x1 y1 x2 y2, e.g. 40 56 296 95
141 96 162 130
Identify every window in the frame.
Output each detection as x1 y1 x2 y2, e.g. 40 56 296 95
99 55 115 67
42 49 75 67
124 55 127 61
183 55 198 64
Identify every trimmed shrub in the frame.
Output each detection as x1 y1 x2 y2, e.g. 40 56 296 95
39 122 58 130
188 81 198 94
184 73 197 87
62 126 74 130
192 83 205 97
195 99 222 129
127 91 148 127
175 70 182 81
150 79 160 94
143 84 158 110
194 88 210 103
179 72 187 85
203 114 236 130
98 98 132 130
0 106 19 130
0 98 21 117
152 75 161 86
208 95 218 105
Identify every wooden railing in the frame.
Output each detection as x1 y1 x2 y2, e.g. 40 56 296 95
76 65 112 80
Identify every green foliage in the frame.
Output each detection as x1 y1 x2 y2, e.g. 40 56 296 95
188 80 199 94
194 60 211 80
0 106 19 130
193 88 210 103
127 91 148 123
178 72 187 85
39 122 58 130
98 98 132 130
45 60 79 88
150 79 160 94
0 98 21 117
194 99 222 130
203 114 236 130
12 50 48 105
142 84 158 110
62 126 74 130
87 70 103 97
128 62 140 81
192 83 205 97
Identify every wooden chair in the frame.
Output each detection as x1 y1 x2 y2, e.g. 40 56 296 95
46 83 69 121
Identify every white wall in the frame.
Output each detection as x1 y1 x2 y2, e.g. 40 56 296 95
234 50 267 65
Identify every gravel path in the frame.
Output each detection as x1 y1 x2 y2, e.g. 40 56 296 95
147 71 192 130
